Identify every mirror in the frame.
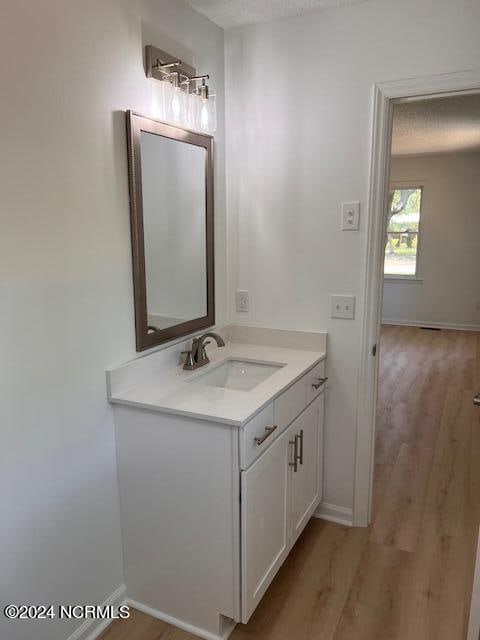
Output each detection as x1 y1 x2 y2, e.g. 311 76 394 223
126 111 214 351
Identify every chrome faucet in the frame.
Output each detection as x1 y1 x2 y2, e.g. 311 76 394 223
182 332 226 371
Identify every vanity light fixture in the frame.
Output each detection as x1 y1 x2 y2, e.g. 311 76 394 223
145 45 216 133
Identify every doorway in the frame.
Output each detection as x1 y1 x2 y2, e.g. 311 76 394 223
356 78 480 638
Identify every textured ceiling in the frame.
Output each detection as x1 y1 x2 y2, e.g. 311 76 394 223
392 94 480 156
185 0 368 28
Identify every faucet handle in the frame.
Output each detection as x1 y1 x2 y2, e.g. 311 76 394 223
199 341 211 362
181 350 195 370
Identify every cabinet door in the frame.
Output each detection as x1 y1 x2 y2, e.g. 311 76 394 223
241 427 294 623
290 397 323 545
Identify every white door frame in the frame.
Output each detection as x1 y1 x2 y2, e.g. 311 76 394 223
353 69 480 528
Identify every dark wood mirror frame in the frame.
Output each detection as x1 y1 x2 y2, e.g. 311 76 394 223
126 111 215 352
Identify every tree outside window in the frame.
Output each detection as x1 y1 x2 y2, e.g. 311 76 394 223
384 187 423 277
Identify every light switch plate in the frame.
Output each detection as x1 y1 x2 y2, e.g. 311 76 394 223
236 290 249 312
331 295 356 319
341 202 360 231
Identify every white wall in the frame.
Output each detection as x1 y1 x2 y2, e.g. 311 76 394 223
383 152 480 329
0 2 225 640
225 0 480 511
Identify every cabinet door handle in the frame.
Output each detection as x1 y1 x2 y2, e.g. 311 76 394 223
289 438 298 472
296 429 304 465
312 376 328 390
254 425 278 446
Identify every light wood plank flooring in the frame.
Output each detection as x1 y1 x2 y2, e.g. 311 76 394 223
100 325 480 640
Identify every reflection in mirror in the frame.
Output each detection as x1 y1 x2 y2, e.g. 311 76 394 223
126 112 214 351
141 132 207 331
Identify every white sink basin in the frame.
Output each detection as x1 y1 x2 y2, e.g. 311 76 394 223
188 359 284 391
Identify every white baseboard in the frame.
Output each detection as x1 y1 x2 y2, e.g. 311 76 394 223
313 501 353 527
126 598 236 640
66 584 127 640
382 318 480 332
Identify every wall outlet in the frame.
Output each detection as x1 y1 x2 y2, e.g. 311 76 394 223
341 202 360 231
331 294 356 319
236 290 249 312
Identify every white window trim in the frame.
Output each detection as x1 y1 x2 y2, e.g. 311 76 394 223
384 182 425 281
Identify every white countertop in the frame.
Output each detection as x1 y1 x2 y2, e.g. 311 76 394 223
108 342 326 427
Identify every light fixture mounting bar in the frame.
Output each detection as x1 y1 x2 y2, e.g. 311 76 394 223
145 45 196 83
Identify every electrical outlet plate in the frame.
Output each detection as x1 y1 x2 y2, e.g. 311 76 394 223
331 295 356 319
236 290 249 312
341 202 360 231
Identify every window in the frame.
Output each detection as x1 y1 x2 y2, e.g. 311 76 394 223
384 187 423 278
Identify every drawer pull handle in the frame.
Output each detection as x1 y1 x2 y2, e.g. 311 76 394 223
289 437 298 472
296 429 304 465
254 425 278 446
312 376 328 390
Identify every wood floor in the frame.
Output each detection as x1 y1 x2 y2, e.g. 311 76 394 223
100 326 480 640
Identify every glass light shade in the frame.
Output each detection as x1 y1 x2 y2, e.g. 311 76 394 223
197 94 217 134
207 94 217 133
186 91 199 130
150 80 169 121
168 86 187 125
200 102 209 132
162 81 173 121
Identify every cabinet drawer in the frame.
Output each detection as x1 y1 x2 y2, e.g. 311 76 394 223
240 358 327 470
274 377 306 432
240 402 277 470
304 359 327 402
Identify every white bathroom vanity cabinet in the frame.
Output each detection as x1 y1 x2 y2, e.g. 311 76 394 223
108 326 327 640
